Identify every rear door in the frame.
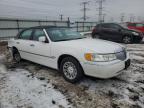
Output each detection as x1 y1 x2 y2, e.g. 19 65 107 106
98 24 110 40
15 29 34 60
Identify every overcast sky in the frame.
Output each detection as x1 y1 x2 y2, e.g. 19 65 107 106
0 0 144 22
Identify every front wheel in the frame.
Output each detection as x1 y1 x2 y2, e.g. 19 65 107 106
60 57 84 83
122 36 133 44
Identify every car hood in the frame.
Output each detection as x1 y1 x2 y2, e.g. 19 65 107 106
56 38 124 54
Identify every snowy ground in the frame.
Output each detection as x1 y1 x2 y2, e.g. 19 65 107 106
0 41 144 108
0 55 71 108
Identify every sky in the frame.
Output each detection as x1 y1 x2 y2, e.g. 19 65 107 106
0 0 144 22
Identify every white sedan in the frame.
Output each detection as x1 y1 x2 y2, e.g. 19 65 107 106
8 26 130 83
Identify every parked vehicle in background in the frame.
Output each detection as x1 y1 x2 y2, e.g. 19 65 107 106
127 22 144 35
92 23 143 44
8 26 130 83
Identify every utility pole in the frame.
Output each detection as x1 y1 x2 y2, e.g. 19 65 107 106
67 17 70 27
102 14 106 22
95 0 105 23
120 13 125 23
80 1 89 21
129 14 135 22
60 14 63 21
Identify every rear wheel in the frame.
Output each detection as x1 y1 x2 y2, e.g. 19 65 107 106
60 57 83 83
94 34 100 39
92 34 100 39
122 36 132 44
13 50 21 62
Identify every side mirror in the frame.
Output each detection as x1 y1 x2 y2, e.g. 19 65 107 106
80 33 84 36
38 36 46 42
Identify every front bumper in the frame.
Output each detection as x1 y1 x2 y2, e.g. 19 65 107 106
82 58 130 79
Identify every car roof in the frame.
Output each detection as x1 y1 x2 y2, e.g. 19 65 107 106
20 26 69 33
17 26 68 37
97 23 119 25
27 26 68 29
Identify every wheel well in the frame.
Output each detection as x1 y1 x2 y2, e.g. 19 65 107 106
122 35 133 39
57 54 83 71
12 47 18 54
122 35 133 41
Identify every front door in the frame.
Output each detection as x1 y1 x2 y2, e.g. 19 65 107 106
27 29 54 67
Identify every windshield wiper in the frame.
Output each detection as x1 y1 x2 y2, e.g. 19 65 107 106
55 39 74 42
55 37 86 42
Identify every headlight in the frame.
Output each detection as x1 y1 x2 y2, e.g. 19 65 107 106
84 53 117 62
132 32 139 36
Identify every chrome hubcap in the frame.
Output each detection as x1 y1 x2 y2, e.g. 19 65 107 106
63 62 77 80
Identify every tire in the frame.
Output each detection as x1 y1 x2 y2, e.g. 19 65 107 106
92 34 100 39
60 57 83 83
94 34 100 39
122 36 133 44
13 50 21 62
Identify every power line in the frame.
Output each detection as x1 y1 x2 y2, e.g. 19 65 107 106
95 0 105 23
102 13 106 22
80 1 90 21
129 14 135 22
120 13 125 23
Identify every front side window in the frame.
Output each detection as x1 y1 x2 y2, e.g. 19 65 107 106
46 28 86 42
101 24 108 28
19 29 33 40
33 29 46 41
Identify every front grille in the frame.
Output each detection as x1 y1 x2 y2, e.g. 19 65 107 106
116 50 126 61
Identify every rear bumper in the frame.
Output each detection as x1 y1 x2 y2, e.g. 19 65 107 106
82 58 130 79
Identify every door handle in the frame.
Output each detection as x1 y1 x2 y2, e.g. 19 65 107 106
16 42 20 44
30 44 35 47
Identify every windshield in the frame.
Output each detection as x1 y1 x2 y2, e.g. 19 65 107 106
46 28 86 42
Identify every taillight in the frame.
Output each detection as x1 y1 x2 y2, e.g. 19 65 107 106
92 27 96 33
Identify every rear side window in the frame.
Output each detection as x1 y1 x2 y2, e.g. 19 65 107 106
101 24 110 28
19 29 33 40
33 29 46 41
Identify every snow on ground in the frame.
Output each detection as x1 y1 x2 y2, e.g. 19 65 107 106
0 68 71 108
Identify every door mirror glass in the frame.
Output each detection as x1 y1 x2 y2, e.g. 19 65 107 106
38 36 46 42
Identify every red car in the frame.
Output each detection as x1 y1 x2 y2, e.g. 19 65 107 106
127 22 144 34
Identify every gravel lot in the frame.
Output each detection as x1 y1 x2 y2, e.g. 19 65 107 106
0 41 144 108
